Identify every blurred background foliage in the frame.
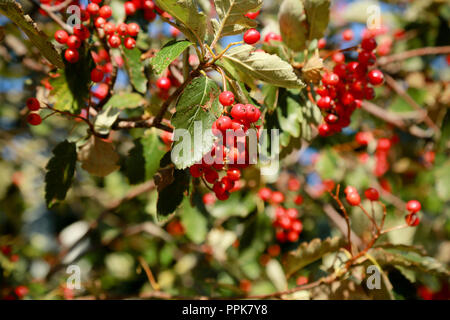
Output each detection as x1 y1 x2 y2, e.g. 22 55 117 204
0 0 449 299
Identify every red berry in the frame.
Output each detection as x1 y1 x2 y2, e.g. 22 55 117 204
364 188 379 201
406 200 421 213
91 0 101 3
213 181 226 195
344 186 357 195
318 123 330 137
14 286 29 298
124 2 137 15
231 104 247 121
216 116 232 131
124 37 136 49
66 35 81 49
219 91 235 106
358 51 376 65
317 96 332 109
278 216 291 229
267 244 280 257
291 220 303 233
189 164 204 178
221 176 234 191
143 0 155 10
405 212 420 227
90 68 104 82
227 169 241 181
108 34 121 48
287 230 299 242
204 167 219 184
377 138 391 152
144 9 157 21
127 22 140 37
156 77 171 91
87 3 99 15
93 83 109 100
99 5 112 19
54 29 68 44
73 24 89 40
245 104 261 123
95 17 106 28
243 29 260 45
117 23 128 36
271 191 285 204
239 279 252 293
245 10 260 19
26 98 40 111
64 49 79 63
355 131 372 146
264 32 282 43
322 73 340 86
296 276 308 286
258 187 272 201
361 37 377 52
368 69 384 86
342 29 354 41
325 114 339 124
103 22 116 35
286 208 298 220
27 113 42 126
318 38 326 49
276 230 286 243
294 195 303 205
203 193 216 205
332 52 345 64
346 192 361 206
288 178 301 191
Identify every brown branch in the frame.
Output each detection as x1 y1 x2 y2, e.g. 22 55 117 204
378 46 450 66
33 0 73 34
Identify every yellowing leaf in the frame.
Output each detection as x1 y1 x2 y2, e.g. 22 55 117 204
78 136 120 177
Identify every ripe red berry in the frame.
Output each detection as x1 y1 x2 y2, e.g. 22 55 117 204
405 212 420 227
73 24 90 40
124 2 137 15
103 22 116 35
296 276 308 286
156 77 171 91
204 167 219 184
344 186 357 195
231 104 247 121
127 23 140 37
93 83 109 100
245 104 261 123
322 73 340 86
203 193 216 205
267 244 280 257
377 138 391 152
291 220 303 233
317 96 332 109
287 230 299 242
219 91 235 106
27 113 42 126
66 35 81 49
406 200 421 213
325 114 339 124
364 188 379 201
318 123 330 137
26 98 40 111
87 3 99 15
54 29 68 44
358 51 376 65
227 169 241 181
264 32 282 43
287 177 301 191
332 52 345 64
276 230 286 243
258 187 272 201
361 37 377 52
144 9 157 21
286 208 298 220
216 116 232 131
99 5 112 19
294 195 303 205
117 23 128 36
368 69 384 86
90 68 104 82
64 49 79 63
243 29 260 45
14 286 29 298
108 34 121 48
271 191 285 204
318 38 326 49
124 37 136 49
189 164 204 178
342 29 354 41
355 131 372 146
143 0 155 10
245 10 260 19
346 192 361 206
95 16 106 28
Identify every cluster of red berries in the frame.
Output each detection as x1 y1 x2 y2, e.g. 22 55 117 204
355 132 395 177
317 35 385 137
258 185 304 243
25 98 42 126
189 91 262 201
124 0 164 22
1 245 19 263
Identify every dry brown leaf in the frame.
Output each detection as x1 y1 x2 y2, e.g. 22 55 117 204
78 136 120 177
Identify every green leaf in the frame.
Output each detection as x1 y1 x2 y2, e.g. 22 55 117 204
103 93 145 110
179 198 207 244
0 0 64 68
212 0 262 38
304 0 331 40
157 169 190 219
222 45 305 89
45 140 77 207
315 148 344 181
279 0 308 51
154 0 206 44
283 237 344 277
171 76 222 169
122 46 147 94
126 131 167 184
49 50 93 113
150 40 192 74
435 161 450 200
94 106 121 135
